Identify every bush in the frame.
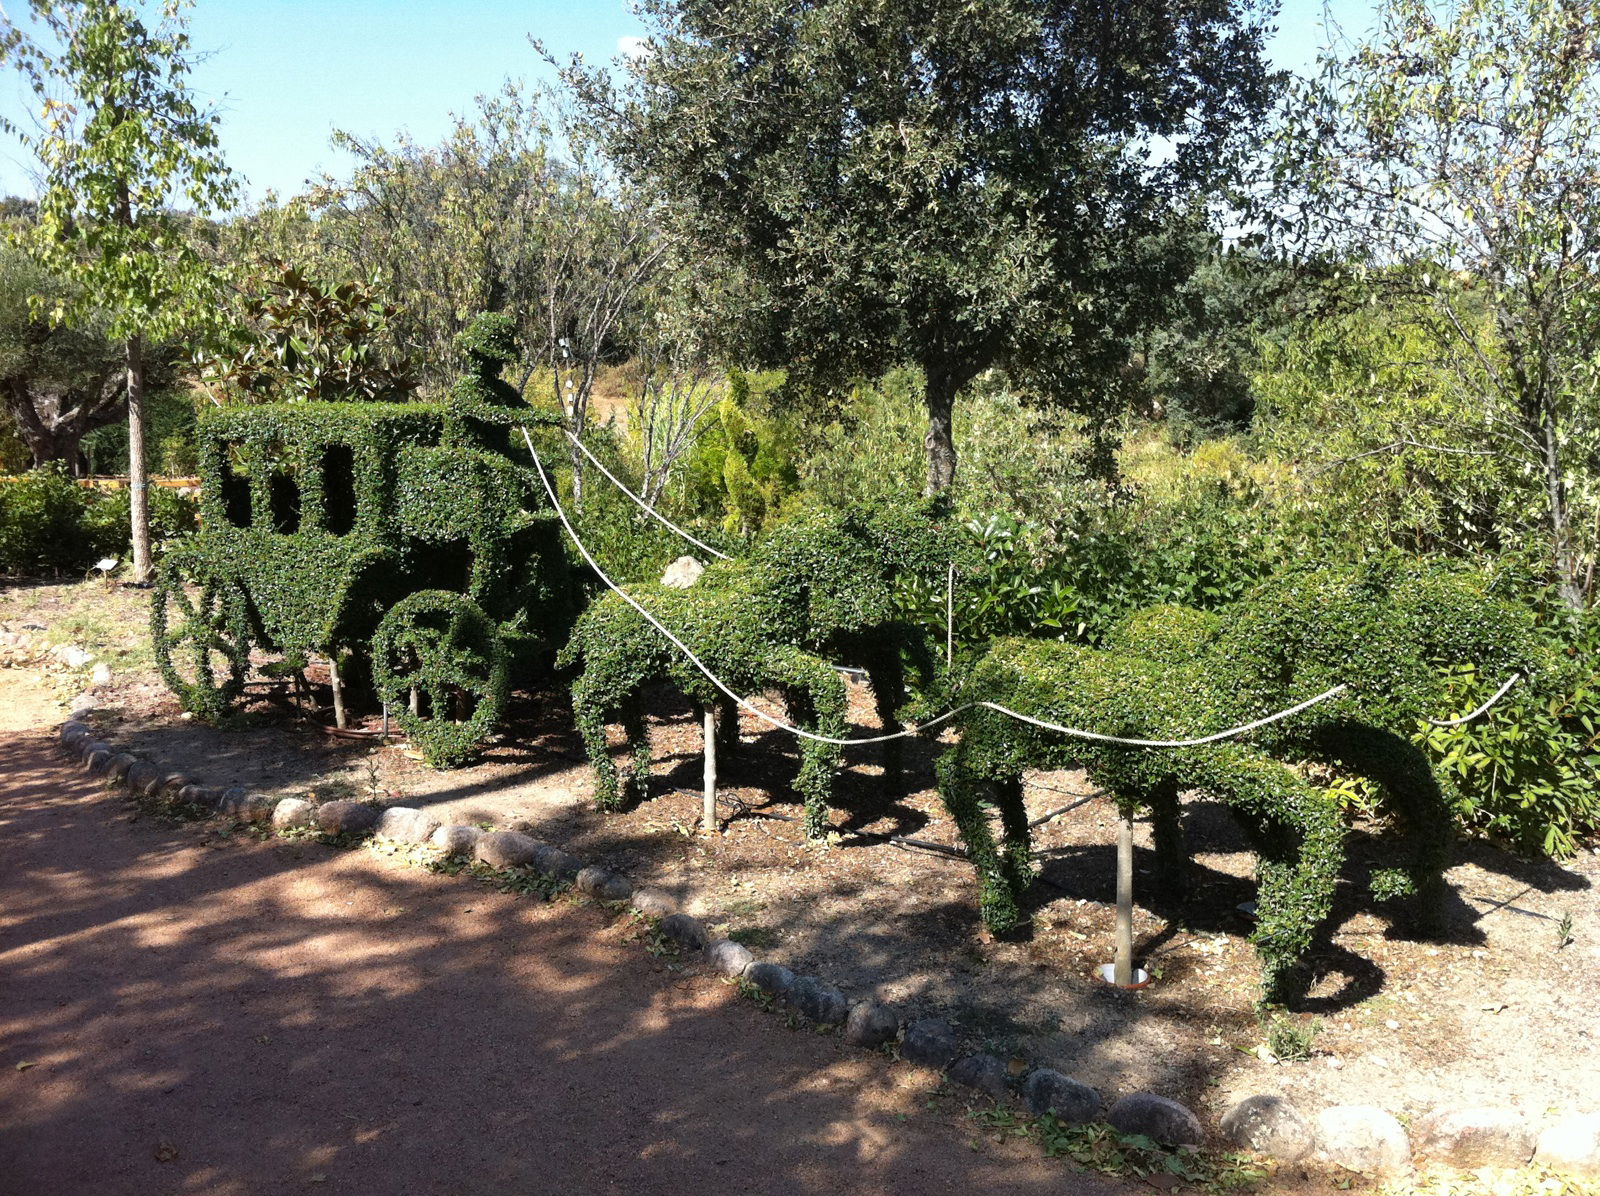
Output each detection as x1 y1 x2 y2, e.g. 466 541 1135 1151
0 465 198 575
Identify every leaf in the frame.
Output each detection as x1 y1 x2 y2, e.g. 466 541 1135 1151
14 1061 36 1071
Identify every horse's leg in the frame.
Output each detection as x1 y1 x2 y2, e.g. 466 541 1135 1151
715 694 740 755
1314 723 1452 931
1190 747 1345 1002
994 774 1038 910
772 650 847 841
619 694 653 807
1147 778 1189 901
859 638 908 793
936 739 1028 936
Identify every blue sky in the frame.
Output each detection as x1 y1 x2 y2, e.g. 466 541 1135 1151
0 0 1379 202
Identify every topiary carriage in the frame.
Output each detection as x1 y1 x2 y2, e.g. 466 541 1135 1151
557 500 960 836
152 313 572 766
936 560 1539 998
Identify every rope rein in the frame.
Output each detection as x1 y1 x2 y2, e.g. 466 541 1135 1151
526 429 1522 747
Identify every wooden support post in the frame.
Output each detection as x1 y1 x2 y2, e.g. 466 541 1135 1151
1115 812 1134 986
702 707 718 833
946 562 955 669
409 686 419 717
328 653 348 730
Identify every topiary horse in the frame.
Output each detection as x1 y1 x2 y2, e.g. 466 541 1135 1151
558 501 958 837
936 561 1539 998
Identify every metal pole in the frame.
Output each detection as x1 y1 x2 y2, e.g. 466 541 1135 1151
702 707 717 833
946 562 955 669
1115 813 1134 986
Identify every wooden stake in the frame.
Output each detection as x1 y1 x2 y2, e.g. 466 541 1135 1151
328 653 348 730
1115 812 1134 986
702 707 717 833
946 562 955 669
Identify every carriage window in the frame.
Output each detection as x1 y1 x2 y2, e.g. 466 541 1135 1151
269 468 301 534
219 454 251 529
322 445 357 536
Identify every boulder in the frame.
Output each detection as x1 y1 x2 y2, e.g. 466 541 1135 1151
271 798 317 831
575 866 633 902
1413 1107 1534 1169
1108 1093 1206 1148
474 831 541 869
107 753 138 781
317 800 380 837
83 748 113 775
179 785 220 809
786 976 849 1026
1535 1113 1600 1177
90 662 113 689
1313 1105 1412 1176
1221 1094 1316 1163
430 825 482 856
1023 1069 1103 1125
125 761 162 796
532 843 583 882
843 1001 900 1049
631 887 677 918
743 962 794 998
948 1054 1012 1102
660 913 710 950
900 1018 960 1070
159 774 192 798
58 721 90 745
375 807 442 845
660 556 706 589
706 939 755 979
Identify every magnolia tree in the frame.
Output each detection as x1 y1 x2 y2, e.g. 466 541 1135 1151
2 0 235 581
1274 0 1600 608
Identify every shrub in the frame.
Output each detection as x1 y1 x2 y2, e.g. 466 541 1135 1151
0 465 198 575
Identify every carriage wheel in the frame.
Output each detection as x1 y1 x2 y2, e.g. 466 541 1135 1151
372 590 507 767
151 560 253 723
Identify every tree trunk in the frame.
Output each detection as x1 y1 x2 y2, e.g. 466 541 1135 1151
923 366 958 494
126 333 153 583
1540 400 1584 611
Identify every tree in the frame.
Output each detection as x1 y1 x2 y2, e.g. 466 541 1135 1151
1274 0 1600 608
564 0 1279 492
2 0 235 581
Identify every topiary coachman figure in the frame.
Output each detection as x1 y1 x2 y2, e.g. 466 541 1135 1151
558 501 958 836
936 561 1538 998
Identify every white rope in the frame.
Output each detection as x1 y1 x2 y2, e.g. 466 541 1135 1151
561 427 732 561
1423 672 1522 726
524 428 1372 750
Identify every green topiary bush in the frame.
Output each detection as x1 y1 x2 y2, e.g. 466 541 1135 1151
0 465 197 575
938 559 1539 999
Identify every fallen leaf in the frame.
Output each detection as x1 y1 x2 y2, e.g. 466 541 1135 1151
154 1143 179 1163
14 1061 35 1072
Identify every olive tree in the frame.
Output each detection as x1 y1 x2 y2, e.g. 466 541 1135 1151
562 0 1279 492
1274 0 1600 608
1 0 235 580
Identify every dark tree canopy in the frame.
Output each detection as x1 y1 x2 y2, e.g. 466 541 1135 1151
570 0 1280 490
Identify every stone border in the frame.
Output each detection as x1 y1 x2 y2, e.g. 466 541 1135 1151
30 675 1600 1184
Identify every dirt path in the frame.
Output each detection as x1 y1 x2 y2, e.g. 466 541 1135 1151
0 672 1130 1196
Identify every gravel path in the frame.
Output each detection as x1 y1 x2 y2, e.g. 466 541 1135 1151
0 672 1127 1196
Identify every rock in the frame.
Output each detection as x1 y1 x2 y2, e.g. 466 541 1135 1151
317 800 380 837
660 913 709 951
90 662 113 689
1535 1113 1600 1176
631 887 677 918
69 694 97 717
84 747 113 774
159 774 192 798
179 785 220 809
1108 1093 1206 1148
52 644 93 669
78 737 108 760
744 962 795 998
786 975 849 1026
430 825 482 856
1413 1107 1534 1169
900 1018 960 1070
949 1054 1012 1101
1221 1094 1316 1163
125 761 162 796
532 843 583 882
1314 1106 1412 1176
219 788 272 822
375 807 442 845
218 787 249 814
1023 1069 1103 1125
660 555 706 589
107 753 138 780
474 831 541 869
59 721 90 744
843 1001 900 1048
706 939 755 979
575 866 633 902
271 798 317 831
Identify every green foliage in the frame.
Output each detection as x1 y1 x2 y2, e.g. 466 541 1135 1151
573 0 1281 489
1261 1009 1320 1062
681 372 799 536
197 259 416 403
939 559 1538 996
0 465 195 574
